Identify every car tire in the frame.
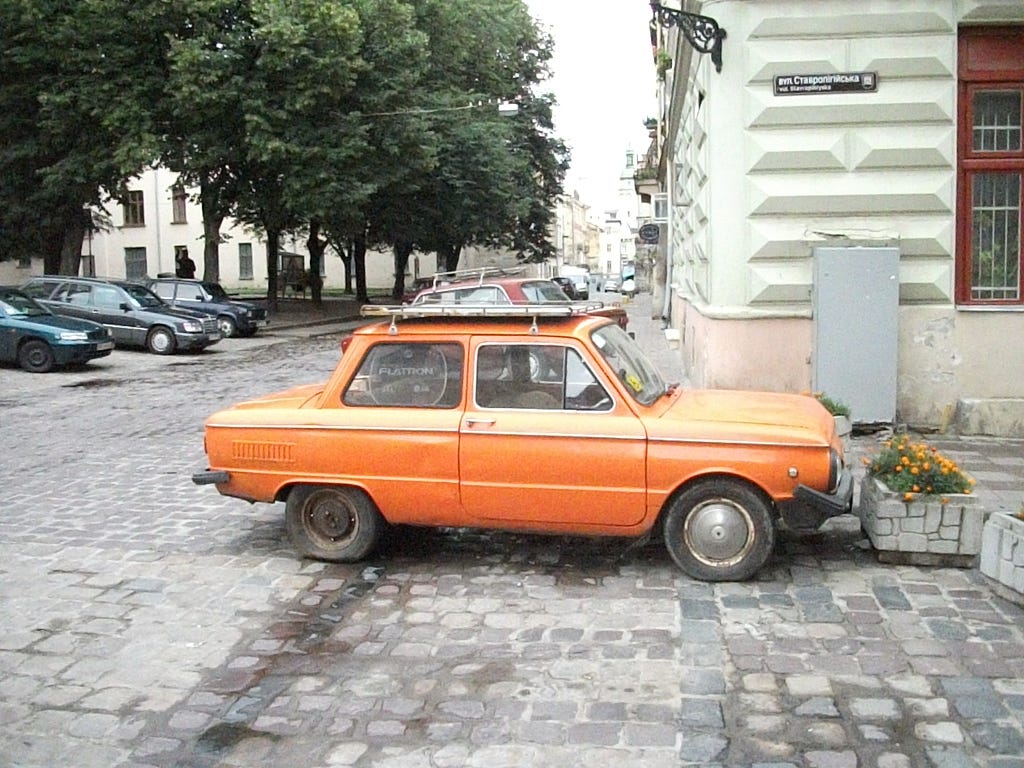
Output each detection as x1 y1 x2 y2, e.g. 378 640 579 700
217 315 238 338
286 485 383 562
18 339 56 373
663 478 775 581
146 326 177 355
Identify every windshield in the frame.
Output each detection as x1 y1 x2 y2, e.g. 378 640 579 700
121 283 165 308
0 291 49 317
591 323 667 406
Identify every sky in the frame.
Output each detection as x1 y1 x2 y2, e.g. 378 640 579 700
525 0 658 219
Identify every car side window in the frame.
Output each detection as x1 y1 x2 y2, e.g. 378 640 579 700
474 344 611 411
62 282 93 306
151 283 176 300
92 285 123 309
343 342 463 408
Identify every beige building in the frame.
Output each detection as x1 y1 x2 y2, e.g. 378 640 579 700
648 0 1024 435
0 167 549 292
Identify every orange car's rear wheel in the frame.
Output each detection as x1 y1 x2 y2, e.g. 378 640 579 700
285 485 383 562
663 479 775 582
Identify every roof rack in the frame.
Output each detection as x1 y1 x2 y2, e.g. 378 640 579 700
426 266 526 288
361 302 607 334
362 303 603 319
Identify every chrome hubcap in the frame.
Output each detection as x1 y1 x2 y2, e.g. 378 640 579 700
684 499 753 564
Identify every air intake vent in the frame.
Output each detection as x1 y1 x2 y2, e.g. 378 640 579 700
231 441 294 462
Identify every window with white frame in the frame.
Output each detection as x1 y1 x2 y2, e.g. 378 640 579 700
654 193 668 222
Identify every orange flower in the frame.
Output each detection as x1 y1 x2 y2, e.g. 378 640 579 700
904 492 915 501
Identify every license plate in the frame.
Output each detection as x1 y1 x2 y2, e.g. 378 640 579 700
256 319 269 327
96 341 114 351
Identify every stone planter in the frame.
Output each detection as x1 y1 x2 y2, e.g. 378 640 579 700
857 477 986 567
980 513 1024 606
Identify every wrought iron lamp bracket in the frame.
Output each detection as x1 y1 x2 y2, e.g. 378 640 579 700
650 2 726 74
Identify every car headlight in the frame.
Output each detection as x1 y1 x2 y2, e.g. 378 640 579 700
59 331 89 341
828 448 843 493
181 321 203 333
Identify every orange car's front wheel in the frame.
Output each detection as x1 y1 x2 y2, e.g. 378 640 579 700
663 479 775 582
285 485 383 562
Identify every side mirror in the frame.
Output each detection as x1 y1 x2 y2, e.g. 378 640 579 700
120 303 132 312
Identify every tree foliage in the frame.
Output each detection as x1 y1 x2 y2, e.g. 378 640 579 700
0 0 569 301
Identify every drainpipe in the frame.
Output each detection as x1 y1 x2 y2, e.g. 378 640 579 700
660 176 673 322
152 171 163 276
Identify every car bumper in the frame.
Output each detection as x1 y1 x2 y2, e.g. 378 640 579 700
779 468 854 532
52 340 114 365
176 332 221 350
192 469 230 485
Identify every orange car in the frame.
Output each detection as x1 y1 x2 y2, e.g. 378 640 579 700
193 305 852 581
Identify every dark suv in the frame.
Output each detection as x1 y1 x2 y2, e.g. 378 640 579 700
144 278 268 338
21 276 221 355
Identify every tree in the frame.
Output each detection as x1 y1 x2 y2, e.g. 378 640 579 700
367 0 569 297
0 0 169 272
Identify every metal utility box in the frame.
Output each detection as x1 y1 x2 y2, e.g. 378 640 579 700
812 247 899 425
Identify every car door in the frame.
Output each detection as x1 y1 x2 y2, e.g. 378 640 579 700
459 338 647 528
89 284 147 345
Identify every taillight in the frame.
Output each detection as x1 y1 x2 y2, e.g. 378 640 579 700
340 335 354 353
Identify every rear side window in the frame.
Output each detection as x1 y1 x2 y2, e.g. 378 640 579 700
343 342 463 408
21 280 62 300
151 282 177 300
59 282 93 306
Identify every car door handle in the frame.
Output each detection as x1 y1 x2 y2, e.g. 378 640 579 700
464 418 496 427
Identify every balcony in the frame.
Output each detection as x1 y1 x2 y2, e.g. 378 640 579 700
634 161 660 198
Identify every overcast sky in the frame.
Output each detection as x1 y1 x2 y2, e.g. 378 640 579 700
525 0 658 218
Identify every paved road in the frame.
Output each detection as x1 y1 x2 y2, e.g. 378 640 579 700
1 297 1022 768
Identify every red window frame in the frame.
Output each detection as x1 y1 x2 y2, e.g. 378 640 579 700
956 27 1024 306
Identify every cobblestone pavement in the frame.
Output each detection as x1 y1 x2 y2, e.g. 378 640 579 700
1 294 1023 768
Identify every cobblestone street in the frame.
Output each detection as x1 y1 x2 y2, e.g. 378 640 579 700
1 298 1023 768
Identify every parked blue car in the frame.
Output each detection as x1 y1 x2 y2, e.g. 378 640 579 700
0 286 114 372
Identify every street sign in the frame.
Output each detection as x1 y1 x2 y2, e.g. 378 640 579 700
774 72 877 96
638 224 660 244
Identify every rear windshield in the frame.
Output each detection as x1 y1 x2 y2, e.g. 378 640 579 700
521 281 570 303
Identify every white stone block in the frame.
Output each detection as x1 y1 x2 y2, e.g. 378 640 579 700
980 523 1001 578
899 533 928 552
904 517 925 534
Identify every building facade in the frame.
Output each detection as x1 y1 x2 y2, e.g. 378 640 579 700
649 0 1024 435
